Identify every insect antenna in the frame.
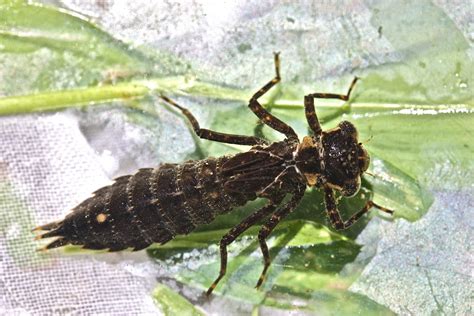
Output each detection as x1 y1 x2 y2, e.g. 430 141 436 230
363 171 392 184
364 171 375 177
360 135 374 145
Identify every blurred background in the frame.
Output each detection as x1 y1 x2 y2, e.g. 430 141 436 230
0 1 472 315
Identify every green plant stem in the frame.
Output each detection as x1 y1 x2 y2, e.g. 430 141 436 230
0 76 251 115
1 76 471 116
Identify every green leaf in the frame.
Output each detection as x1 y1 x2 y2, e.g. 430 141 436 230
0 2 141 94
366 156 433 221
148 220 361 297
147 220 393 314
261 289 396 316
0 1 195 96
0 2 252 116
0 1 204 115
152 284 205 316
360 0 472 105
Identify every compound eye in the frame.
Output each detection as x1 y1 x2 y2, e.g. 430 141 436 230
339 121 358 139
359 146 370 172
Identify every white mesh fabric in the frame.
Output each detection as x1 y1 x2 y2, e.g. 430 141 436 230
0 114 160 315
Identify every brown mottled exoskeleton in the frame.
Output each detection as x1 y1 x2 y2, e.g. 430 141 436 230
34 53 393 296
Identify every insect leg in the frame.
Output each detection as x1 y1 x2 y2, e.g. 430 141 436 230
248 53 298 140
206 200 281 296
160 95 268 145
324 186 393 230
255 187 306 289
304 77 359 135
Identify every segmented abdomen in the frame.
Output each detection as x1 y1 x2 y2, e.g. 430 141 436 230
37 156 253 251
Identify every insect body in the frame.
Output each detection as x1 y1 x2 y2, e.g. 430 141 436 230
34 53 393 295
